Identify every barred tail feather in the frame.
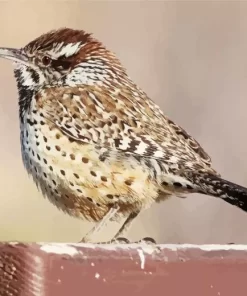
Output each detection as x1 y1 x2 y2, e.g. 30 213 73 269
192 173 247 212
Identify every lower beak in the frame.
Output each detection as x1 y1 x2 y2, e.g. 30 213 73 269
0 47 28 64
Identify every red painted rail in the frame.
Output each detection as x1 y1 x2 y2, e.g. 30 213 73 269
0 242 247 296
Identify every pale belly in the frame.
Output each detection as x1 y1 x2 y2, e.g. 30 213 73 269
20 119 159 222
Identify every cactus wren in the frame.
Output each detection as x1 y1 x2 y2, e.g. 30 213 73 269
0 28 247 243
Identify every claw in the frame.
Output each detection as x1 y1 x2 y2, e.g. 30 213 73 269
136 237 156 245
101 237 130 244
78 237 131 245
111 237 130 244
78 236 157 245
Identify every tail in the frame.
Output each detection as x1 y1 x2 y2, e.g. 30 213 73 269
189 172 247 212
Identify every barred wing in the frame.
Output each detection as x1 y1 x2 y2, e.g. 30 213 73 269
37 85 215 173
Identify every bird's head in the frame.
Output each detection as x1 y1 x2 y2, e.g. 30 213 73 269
0 28 128 92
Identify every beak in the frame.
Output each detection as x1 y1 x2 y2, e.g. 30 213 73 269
0 47 29 65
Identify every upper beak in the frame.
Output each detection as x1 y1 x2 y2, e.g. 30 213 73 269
0 47 28 65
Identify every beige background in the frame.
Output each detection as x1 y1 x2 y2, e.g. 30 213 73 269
0 1 247 244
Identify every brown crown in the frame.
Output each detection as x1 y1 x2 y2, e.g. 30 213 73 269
24 28 96 53
22 27 126 77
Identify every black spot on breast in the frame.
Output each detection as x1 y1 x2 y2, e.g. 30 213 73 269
125 179 133 186
70 154 75 160
112 115 118 124
186 184 193 190
173 182 182 187
82 157 89 163
162 181 169 186
27 119 34 126
106 194 113 199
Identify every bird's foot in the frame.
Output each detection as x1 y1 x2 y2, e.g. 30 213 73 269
101 236 157 245
106 237 157 245
98 237 131 244
78 236 130 244
78 236 156 245
134 237 157 245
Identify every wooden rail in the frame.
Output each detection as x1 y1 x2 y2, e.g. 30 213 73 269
0 242 247 295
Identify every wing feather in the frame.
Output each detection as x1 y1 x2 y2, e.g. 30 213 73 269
36 85 216 174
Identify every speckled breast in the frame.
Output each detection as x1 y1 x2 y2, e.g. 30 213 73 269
19 109 158 222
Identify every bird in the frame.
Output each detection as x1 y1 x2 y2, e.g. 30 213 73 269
0 27 247 244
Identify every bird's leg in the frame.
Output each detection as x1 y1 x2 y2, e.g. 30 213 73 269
110 211 156 245
79 204 120 243
93 211 140 244
111 211 140 242
80 209 157 245
101 211 144 244
98 211 156 245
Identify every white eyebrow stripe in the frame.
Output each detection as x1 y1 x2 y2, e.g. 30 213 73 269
45 42 82 58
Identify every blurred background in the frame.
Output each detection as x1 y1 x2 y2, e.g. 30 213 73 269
0 1 247 244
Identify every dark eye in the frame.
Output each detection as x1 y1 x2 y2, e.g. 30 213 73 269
42 56 51 66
